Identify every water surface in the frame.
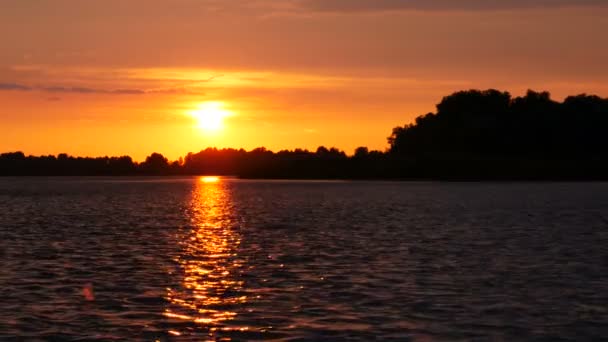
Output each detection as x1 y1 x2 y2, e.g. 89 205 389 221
1 178 607 340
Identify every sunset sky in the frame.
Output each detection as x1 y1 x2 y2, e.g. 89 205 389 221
1 0 608 161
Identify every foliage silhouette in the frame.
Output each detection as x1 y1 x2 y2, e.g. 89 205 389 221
1 89 607 179
387 89 608 179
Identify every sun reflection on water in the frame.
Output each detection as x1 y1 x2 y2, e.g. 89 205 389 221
200 176 220 183
164 177 248 337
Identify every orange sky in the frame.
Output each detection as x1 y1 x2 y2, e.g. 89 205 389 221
1 0 608 161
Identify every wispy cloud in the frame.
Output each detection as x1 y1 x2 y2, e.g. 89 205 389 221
0 83 32 91
41 86 146 95
299 0 608 12
0 82 190 95
91 0 607 15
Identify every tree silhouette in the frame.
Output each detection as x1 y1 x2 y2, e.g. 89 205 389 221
388 89 608 179
2 89 607 179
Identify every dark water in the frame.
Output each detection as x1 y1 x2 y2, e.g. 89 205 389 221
1 178 607 341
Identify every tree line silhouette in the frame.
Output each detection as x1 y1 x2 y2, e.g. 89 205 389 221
2 89 607 179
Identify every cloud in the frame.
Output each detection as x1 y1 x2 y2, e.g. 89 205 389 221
112 89 146 95
0 83 32 91
42 86 101 94
0 82 183 95
41 86 147 94
299 0 608 12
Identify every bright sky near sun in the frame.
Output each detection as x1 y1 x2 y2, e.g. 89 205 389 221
1 0 608 160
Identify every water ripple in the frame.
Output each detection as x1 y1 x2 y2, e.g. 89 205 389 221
0 178 607 340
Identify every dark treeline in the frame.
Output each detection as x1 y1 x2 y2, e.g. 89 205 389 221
0 148 389 179
2 89 608 179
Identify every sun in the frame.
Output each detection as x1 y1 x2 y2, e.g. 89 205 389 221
188 101 232 132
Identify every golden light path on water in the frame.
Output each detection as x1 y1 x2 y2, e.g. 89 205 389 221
164 176 249 338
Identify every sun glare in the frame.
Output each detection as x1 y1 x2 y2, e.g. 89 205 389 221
201 176 220 183
189 102 232 132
